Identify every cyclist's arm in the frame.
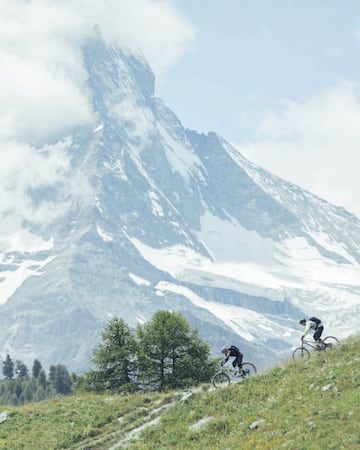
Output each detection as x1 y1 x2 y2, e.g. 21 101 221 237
221 356 229 366
302 322 311 338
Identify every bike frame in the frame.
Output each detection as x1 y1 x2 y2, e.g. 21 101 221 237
301 338 323 350
292 335 338 361
212 361 257 388
302 336 337 351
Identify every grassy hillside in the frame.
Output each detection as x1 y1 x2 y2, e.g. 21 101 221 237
130 336 360 450
0 337 358 449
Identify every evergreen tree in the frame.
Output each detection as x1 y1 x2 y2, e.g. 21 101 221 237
34 385 46 402
49 365 56 387
2 354 14 380
137 310 214 391
38 369 47 389
14 381 22 399
15 360 28 378
32 359 42 378
51 365 72 395
0 357 75 405
175 329 215 387
90 317 137 392
23 383 33 403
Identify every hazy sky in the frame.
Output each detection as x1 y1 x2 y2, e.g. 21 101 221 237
0 0 359 248
157 1 360 218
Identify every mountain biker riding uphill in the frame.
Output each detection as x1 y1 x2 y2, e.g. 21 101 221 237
221 345 243 371
299 317 324 348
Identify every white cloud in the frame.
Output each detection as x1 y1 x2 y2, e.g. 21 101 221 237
68 0 196 75
236 82 360 218
0 0 194 142
0 138 94 247
0 1 93 143
0 0 195 246
0 49 93 143
110 97 156 147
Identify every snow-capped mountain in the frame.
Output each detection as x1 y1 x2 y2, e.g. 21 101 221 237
1 37 359 373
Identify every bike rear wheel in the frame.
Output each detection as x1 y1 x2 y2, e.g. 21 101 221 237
240 362 257 378
322 336 338 350
292 346 310 360
212 371 230 388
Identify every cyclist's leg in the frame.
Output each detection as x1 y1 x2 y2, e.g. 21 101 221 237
236 352 244 370
314 326 324 347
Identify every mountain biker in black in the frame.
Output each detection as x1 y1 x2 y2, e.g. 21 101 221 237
299 317 324 347
221 345 243 371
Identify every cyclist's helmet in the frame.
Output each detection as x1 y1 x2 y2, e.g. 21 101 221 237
299 319 306 325
221 346 228 354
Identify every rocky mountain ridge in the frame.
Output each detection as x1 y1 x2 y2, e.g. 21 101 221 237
0 37 359 372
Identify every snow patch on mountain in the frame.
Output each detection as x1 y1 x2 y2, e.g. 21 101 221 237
129 273 151 286
129 236 288 297
93 123 104 133
96 226 114 242
103 159 128 181
155 281 295 345
158 123 205 183
280 236 360 286
130 228 360 295
148 191 165 217
306 231 358 265
0 255 55 305
196 210 277 263
0 233 54 304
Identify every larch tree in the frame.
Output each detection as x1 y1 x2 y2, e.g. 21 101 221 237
137 310 214 391
90 317 138 392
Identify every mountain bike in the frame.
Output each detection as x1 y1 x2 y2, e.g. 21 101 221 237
212 362 257 388
292 336 339 360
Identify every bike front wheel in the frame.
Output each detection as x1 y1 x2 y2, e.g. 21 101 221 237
322 336 339 350
212 371 230 388
240 362 257 378
292 346 310 360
